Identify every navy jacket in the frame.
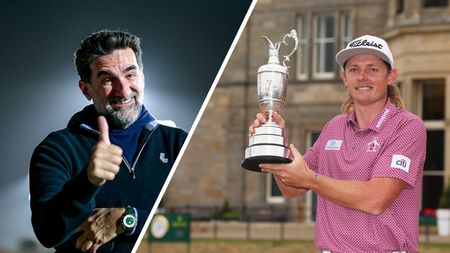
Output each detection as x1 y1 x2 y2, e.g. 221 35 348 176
29 105 187 252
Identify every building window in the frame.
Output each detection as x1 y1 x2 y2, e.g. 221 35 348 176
422 82 445 120
296 11 352 81
396 0 404 14
423 0 448 7
313 14 336 79
297 15 310 80
423 131 445 208
306 130 321 223
266 175 284 204
417 80 445 208
340 13 352 54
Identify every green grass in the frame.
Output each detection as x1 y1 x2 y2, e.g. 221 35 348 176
140 239 450 253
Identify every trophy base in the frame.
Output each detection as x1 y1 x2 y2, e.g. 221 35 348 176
241 155 292 172
242 123 292 173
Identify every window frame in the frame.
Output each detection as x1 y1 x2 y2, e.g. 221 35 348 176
305 129 322 223
296 11 352 81
296 14 310 81
266 174 285 204
423 0 448 8
416 79 446 208
312 13 337 80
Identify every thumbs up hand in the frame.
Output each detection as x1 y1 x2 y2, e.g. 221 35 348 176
98 115 111 145
86 116 123 186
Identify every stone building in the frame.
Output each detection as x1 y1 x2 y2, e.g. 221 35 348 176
162 0 450 223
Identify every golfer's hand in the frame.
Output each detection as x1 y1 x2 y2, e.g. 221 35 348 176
260 144 314 189
86 116 123 186
248 111 286 138
76 208 125 253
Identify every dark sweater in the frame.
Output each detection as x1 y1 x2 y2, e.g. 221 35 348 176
29 105 187 252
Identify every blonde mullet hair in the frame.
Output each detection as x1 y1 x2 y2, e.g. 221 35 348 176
340 85 405 114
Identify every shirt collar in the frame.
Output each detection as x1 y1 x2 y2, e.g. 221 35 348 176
346 99 396 133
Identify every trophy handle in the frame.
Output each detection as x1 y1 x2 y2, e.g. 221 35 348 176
281 30 299 68
262 36 275 49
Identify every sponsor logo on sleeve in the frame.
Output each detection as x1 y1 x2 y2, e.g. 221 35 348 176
325 140 343 150
390 154 411 173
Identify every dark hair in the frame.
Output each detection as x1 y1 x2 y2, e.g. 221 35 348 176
74 30 143 83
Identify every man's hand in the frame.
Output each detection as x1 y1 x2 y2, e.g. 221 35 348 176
248 111 285 138
260 144 315 189
76 208 126 253
87 116 123 186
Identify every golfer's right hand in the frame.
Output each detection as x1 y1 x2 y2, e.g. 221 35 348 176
87 116 123 186
248 111 285 138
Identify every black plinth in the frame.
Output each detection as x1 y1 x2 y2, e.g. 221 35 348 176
241 156 292 173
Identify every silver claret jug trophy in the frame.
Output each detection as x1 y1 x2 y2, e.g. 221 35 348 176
242 29 299 172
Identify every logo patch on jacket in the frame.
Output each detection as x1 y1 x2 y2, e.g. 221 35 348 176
391 154 411 173
325 140 343 150
160 153 168 163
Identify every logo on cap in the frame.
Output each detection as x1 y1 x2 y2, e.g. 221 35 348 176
348 39 383 50
335 34 394 68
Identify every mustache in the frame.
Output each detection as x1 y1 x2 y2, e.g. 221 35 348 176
108 92 139 104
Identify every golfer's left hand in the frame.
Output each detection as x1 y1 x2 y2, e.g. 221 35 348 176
260 144 314 189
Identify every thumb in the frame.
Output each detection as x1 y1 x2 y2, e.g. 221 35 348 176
97 115 110 145
289 144 302 160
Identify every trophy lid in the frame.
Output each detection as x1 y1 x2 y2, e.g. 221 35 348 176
257 30 298 76
257 63 288 75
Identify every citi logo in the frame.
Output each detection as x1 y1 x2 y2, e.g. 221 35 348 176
391 154 411 173
396 159 407 168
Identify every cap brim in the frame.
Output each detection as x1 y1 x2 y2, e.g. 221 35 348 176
336 47 392 68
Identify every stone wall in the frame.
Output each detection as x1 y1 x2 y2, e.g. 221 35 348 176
162 0 450 220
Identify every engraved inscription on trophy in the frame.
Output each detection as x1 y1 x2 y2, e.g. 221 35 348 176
242 30 299 172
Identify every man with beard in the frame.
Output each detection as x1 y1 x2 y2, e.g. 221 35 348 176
29 30 187 252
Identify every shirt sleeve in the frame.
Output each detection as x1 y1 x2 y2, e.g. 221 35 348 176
304 142 319 172
134 208 149 237
304 120 333 173
371 116 427 188
29 132 100 247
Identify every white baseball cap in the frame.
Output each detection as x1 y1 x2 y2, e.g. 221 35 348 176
336 35 394 68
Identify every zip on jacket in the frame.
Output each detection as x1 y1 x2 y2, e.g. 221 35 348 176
79 123 158 179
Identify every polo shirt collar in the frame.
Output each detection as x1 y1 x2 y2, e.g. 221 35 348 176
346 99 396 133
